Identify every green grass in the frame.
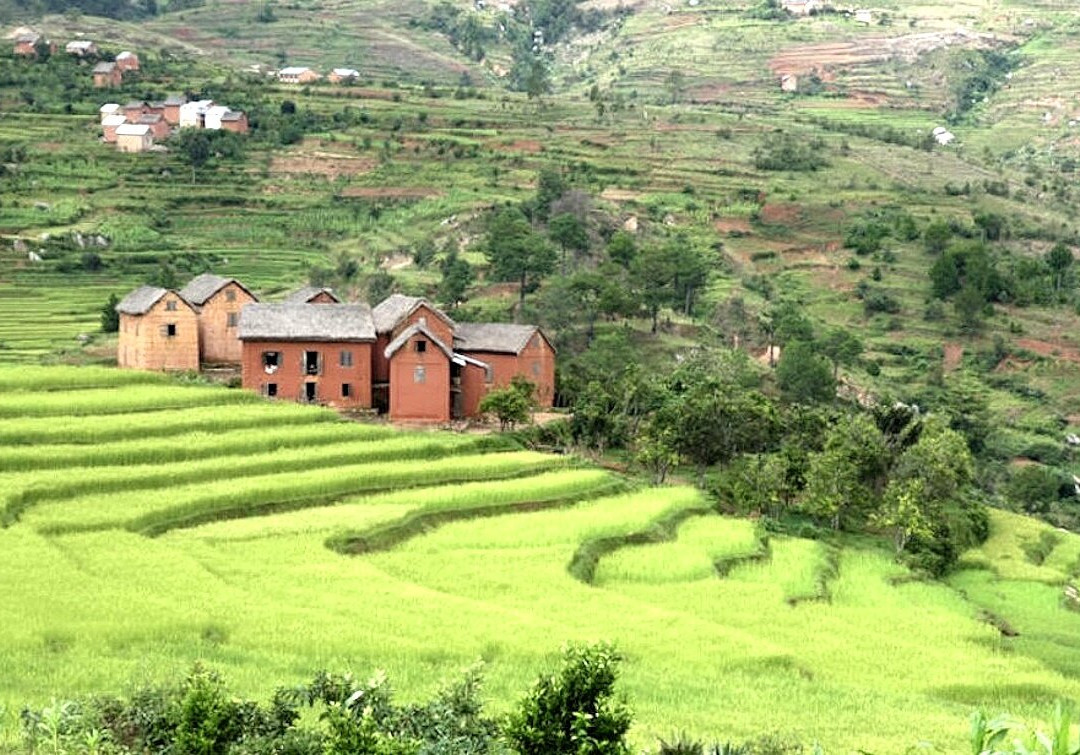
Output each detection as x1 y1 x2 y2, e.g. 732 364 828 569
0 370 1079 753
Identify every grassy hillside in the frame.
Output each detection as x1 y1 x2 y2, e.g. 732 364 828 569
0 369 1079 752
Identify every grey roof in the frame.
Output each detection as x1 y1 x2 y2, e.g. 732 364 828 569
124 100 147 109
453 323 548 355
384 323 455 361
115 285 167 315
93 62 116 73
164 95 187 106
283 286 339 304
137 113 163 123
221 110 245 121
179 273 254 306
239 303 375 342
371 294 456 334
15 33 40 43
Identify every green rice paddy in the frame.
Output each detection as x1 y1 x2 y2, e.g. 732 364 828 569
1 368 1079 753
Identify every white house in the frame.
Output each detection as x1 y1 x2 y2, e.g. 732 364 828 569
178 99 214 128
328 67 359 83
932 126 956 146
781 0 822 15
854 9 873 24
115 123 153 152
203 105 230 130
99 103 121 123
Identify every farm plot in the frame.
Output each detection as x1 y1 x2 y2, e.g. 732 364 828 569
2 368 1080 754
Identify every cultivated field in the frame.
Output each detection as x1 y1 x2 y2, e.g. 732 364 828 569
1 368 1080 752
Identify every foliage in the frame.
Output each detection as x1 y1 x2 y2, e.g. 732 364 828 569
503 642 632 755
100 293 120 333
479 377 536 431
752 132 828 172
775 341 835 404
482 207 557 307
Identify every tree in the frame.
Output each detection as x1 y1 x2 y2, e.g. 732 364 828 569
101 293 120 333
630 243 675 334
366 270 394 303
923 220 952 255
174 129 210 183
535 168 567 219
874 477 932 555
548 212 589 272
665 69 686 104
483 207 557 310
775 340 835 403
438 248 473 308
504 642 632 755
524 56 552 101
606 231 636 269
819 327 863 379
802 414 888 530
772 301 814 345
478 376 535 430
1046 242 1074 296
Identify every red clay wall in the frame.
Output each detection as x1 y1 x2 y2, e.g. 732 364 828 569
460 334 556 409
241 340 373 409
307 291 337 304
388 331 450 422
373 333 390 383
394 304 454 347
458 362 490 418
117 293 199 371
197 282 257 364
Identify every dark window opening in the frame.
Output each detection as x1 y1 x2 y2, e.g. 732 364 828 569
263 351 280 368
304 351 320 375
415 340 427 353
266 383 278 397
225 289 236 302
165 300 177 311
305 382 317 402
340 349 353 367
166 323 177 337
226 312 239 328
342 383 351 398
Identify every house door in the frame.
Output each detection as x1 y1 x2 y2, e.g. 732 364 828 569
304 382 317 402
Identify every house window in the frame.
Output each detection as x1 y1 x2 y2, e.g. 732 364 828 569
166 323 177 337
484 366 494 384
304 351 320 375
165 300 177 311
415 340 427 353
413 366 426 384
340 349 353 367
305 382 317 402
266 383 278 397
226 312 239 328
262 351 280 374
531 361 540 376
342 383 351 398
225 289 236 302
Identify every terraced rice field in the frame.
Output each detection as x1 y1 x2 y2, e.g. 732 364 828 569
2 367 1080 752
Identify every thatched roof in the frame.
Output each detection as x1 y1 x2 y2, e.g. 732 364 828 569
179 273 255 306
115 286 193 316
239 303 375 342
453 323 548 355
371 294 456 334
283 286 339 304
383 324 455 361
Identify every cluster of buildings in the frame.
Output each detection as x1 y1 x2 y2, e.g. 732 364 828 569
11 32 140 87
115 274 555 423
275 66 360 85
99 96 248 153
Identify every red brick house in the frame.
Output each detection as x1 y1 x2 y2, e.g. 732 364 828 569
116 51 139 72
93 62 122 88
136 113 170 140
219 110 249 134
453 323 557 416
238 303 375 408
14 33 54 57
163 95 186 125
179 273 259 364
284 287 340 304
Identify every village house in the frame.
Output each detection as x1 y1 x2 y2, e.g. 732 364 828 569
277 66 320 84
781 0 822 15
179 273 259 364
454 322 556 414
116 286 200 371
327 68 359 84
238 303 375 408
99 102 120 123
92 61 122 88
203 104 230 130
115 123 153 152
115 51 139 72
780 73 798 93
284 286 339 304
14 32 55 56
101 114 127 143
136 112 170 140
163 95 186 125
65 40 97 56
218 110 249 134
179 99 214 128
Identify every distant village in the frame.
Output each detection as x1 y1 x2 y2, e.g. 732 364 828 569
99 97 249 153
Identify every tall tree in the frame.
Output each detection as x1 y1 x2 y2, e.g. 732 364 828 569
438 248 473 308
548 212 589 272
776 340 835 404
819 327 863 379
483 207 556 311
1046 242 1074 296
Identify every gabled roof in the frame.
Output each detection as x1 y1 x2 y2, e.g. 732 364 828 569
15 33 40 44
115 285 178 315
99 103 120 113
137 113 163 124
283 286 339 304
239 303 375 342
453 323 550 355
164 94 187 106
115 124 151 136
279 66 312 75
383 323 456 361
116 50 137 59
124 100 147 109
221 110 245 121
332 68 359 77
179 273 255 306
371 294 456 334
102 115 127 126
92 62 116 73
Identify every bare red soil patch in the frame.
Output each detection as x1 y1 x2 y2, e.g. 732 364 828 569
714 218 752 234
489 139 542 154
1018 338 1080 363
601 187 644 202
270 152 376 178
943 342 963 372
758 204 801 225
